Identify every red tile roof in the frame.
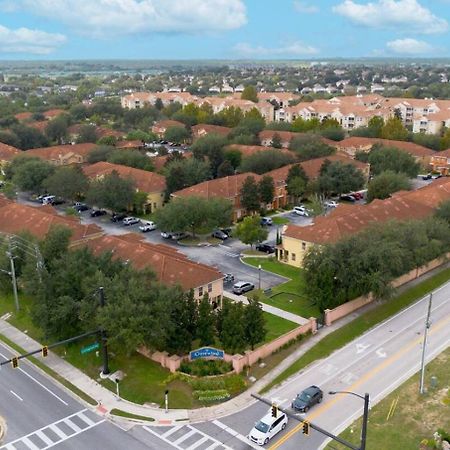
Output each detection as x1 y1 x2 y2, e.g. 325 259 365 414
0 142 21 161
191 124 232 138
83 161 166 193
283 177 450 245
226 144 293 159
82 234 223 291
0 201 103 243
152 120 185 131
116 140 143 149
172 172 259 200
24 143 97 162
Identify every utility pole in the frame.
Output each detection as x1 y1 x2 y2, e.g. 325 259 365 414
360 393 370 450
419 292 433 394
7 237 19 311
99 287 110 375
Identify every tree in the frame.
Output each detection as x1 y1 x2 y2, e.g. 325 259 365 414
45 115 69 144
381 117 408 141
217 300 246 353
240 176 260 213
196 294 215 346
154 196 232 237
164 126 190 144
244 295 266 350
258 176 275 205
217 159 235 178
224 148 242 169
239 150 296 175
217 106 244 128
368 145 420 177
11 124 49 150
164 157 211 196
367 171 411 202
76 124 98 143
86 145 114 164
107 149 154 171
441 128 450 150
320 127 345 141
367 116 384 137
289 134 335 161
191 134 227 178
97 135 117 146
126 130 156 141
241 85 258 103
435 200 450 225
235 215 268 248
43 166 88 201
318 161 365 197
292 117 320 132
9 156 54 193
270 133 282 149
286 164 309 203
86 171 136 212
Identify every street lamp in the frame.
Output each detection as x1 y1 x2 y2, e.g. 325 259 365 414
329 390 370 450
258 264 261 290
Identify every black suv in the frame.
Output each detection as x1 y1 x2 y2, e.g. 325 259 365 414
111 213 127 222
256 243 275 254
90 209 107 217
291 386 323 412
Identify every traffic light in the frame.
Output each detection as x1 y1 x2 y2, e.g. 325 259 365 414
42 346 48 357
12 357 19 369
302 421 310 436
271 405 278 417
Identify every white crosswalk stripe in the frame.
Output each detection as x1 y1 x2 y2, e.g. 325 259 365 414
218 245 240 258
0 409 104 450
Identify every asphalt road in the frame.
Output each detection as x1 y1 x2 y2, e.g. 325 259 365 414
142 280 450 450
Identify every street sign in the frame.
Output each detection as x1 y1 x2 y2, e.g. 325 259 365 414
189 347 225 360
80 342 100 354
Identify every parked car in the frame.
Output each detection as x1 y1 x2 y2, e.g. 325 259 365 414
233 281 255 295
223 273 235 283
139 221 157 232
73 202 89 212
431 173 442 180
293 206 309 216
421 174 432 180
220 227 232 237
248 409 288 446
90 209 107 217
324 200 339 208
41 195 55 205
340 194 356 202
351 192 363 200
161 231 172 239
212 230 228 240
111 212 127 222
171 231 188 241
256 243 275 254
291 385 323 413
260 217 273 226
122 217 140 226
51 197 65 206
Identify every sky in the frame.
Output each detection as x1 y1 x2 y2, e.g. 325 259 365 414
0 0 449 60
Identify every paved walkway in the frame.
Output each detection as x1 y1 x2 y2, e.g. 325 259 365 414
1 261 448 426
225 291 309 325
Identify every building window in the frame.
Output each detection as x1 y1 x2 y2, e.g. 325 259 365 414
198 286 203 297
291 253 296 261
208 283 212 293
302 242 306 250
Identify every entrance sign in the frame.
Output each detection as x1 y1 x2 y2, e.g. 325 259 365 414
190 347 224 360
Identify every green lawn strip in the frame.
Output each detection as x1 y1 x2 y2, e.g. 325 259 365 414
262 267 450 393
244 257 320 318
109 409 155 422
325 348 450 450
271 217 290 225
0 333 97 406
262 312 298 343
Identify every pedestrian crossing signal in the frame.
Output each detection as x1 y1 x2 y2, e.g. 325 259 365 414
302 421 310 436
12 357 19 369
271 405 277 417
42 346 48 357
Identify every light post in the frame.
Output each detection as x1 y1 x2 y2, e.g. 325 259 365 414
329 390 370 450
258 264 261 290
165 390 169 413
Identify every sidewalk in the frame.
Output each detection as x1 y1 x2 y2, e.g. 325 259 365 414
1 261 448 426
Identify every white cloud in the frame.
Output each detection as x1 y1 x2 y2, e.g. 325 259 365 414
8 0 247 37
234 41 319 57
333 0 448 34
386 38 434 54
293 1 319 13
0 25 66 54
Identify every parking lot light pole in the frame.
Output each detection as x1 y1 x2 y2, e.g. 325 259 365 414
258 264 261 290
329 390 370 450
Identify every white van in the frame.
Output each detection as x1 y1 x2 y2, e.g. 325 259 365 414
293 206 309 216
42 195 55 205
248 409 288 446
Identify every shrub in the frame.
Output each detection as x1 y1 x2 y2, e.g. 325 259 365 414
193 389 231 402
179 359 232 377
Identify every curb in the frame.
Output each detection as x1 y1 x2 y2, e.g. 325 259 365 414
0 416 6 443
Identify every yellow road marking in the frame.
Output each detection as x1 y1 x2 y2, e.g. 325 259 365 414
269 314 450 449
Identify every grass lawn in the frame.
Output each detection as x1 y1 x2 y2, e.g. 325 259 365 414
326 348 450 450
262 312 298 343
244 257 320 318
262 266 450 393
272 217 290 225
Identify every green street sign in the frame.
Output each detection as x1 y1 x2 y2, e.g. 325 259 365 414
80 342 100 355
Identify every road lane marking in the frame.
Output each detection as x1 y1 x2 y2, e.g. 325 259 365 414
64 418 82 433
356 343 371 354
10 390 23 401
173 429 197 445
35 431 54 446
185 436 209 450
269 313 450 450
48 424 67 440
376 348 387 358
21 437 39 450
212 420 262 450
270 292 450 398
77 411 95 426
161 425 183 438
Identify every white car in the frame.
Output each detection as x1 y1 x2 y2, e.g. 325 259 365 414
248 409 288 446
293 206 309 217
139 221 157 232
122 217 140 226
324 200 339 208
